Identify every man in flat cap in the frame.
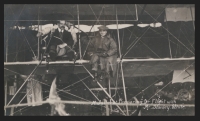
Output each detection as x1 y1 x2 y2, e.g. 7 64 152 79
87 25 118 81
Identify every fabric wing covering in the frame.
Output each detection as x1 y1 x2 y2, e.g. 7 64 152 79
165 7 195 21
26 78 43 106
172 69 194 84
46 77 70 116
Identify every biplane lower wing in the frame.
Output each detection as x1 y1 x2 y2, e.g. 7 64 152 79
4 57 195 77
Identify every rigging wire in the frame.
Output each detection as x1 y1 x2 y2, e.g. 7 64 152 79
19 28 37 57
166 21 172 58
147 61 194 101
76 75 101 101
123 27 150 58
149 28 179 46
82 4 105 58
7 44 38 55
181 23 195 50
137 4 194 55
9 4 37 57
4 4 195 115
89 4 101 25
130 71 173 100
5 21 55 106
6 5 26 43
180 30 194 50
123 4 169 58
126 4 168 50
61 4 74 18
10 75 105 115
126 4 136 19
12 40 23 62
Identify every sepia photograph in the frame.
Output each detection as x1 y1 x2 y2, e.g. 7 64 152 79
4 4 195 116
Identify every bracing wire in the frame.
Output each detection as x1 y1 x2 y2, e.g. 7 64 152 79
8 5 36 58
123 4 169 58
148 61 194 101
137 4 194 55
6 71 99 115
82 4 105 58
6 5 26 42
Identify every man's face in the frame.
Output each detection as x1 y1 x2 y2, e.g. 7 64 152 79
99 30 107 37
58 20 66 30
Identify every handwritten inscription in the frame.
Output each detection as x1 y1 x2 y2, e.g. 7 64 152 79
91 97 186 111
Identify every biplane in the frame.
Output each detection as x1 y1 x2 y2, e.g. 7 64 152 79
4 4 195 116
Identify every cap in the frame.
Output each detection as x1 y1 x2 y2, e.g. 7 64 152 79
98 25 109 30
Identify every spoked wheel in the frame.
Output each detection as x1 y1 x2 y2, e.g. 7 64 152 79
177 89 191 101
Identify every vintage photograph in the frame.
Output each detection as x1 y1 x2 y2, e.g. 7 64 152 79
4 4 195 116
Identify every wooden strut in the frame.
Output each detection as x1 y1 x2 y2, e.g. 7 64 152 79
108 78 112 114
4 100 195 109
115 5 122 59
96 81 126 116
10 75 17 116
120 62 129 116
166 21 172 59
135 4 138 21
4 57 195 65
189 7 195 31
4 20 140 22
6 28 8 62
81 81 101 102
104 99 109 116
6 57 45 106
77 4 82 60
4 78 7 115
37 5 40 60
82 65 126 116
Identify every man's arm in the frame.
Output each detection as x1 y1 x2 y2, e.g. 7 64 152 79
106 38 117 56
87 38 95 56
64 31 74 48
36 25 58 37
67 26 77 48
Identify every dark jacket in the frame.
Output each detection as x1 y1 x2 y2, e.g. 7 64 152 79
47 29 74 51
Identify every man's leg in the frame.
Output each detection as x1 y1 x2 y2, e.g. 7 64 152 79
99 57 110 81
67 51 75 61
65 46 75 61
49 45 57 61
90 54 99 81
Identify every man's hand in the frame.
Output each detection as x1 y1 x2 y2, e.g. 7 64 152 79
72 42 76 49
88 52 94 56
98 52 109 57
36 32 43 37
58 43 67 48
51 27 56 33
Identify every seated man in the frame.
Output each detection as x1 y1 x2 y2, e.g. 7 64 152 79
87 25 118 81
37 20 77 61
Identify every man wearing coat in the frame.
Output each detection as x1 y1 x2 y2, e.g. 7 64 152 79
37 20 77 61
87 25 118 81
